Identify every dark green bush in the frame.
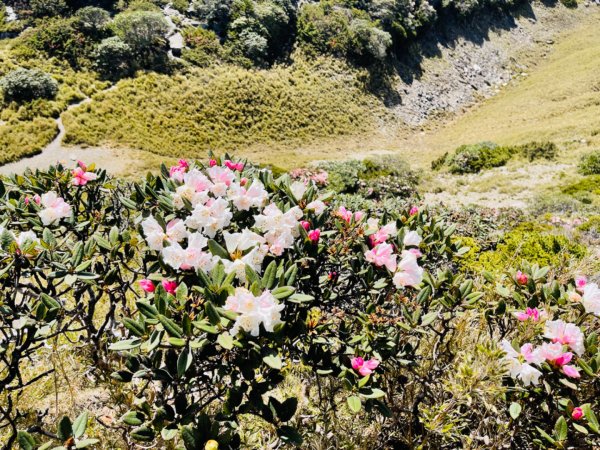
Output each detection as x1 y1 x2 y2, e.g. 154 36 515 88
29 0 68 18
93 37 134 79
447 142 511 174
516 141 558 161
560 0 578 8
74 6 111 36
578 150 600 175
181 27 222 67
560 176 600 196
0 68 58 103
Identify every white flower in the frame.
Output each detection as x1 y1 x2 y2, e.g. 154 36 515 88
223 229 266 254
38 192 72 226
403 230 422 247
224 288 284 336
290 181 307 200
582 283 600 316
392 251 423 288
305 199 326 215
141 217 188 251
499 340 543 386
207 166 235 197
161 233 215 272
227 180 268 211
254 204 303 255
16 231 39 250
185 198 232 238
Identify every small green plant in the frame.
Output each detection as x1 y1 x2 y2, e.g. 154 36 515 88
578 150 600 175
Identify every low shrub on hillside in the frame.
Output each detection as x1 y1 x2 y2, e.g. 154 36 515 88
0 68 58 103
433 141 559 174
579 150 600 175
0 117 58 165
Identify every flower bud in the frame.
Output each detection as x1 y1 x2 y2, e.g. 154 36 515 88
572 407 584 420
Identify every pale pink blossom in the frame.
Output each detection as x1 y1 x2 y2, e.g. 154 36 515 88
403 230 422 247
393 251 423 288
575 276 587 291
544 320 585 355
351 357 379 377
500 340 543 386
354 211 365 222
337 206 353 223
224 288 284 336
365 243 397 272
72 166 98 186
38 192 72 226
305 200 326 215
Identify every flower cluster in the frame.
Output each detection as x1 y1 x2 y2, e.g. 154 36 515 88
289 167 329 186
71 161 97 187
363 218 424 288
224 287 284 336
38 191 72 226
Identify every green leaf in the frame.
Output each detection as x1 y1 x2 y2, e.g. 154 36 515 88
554 416 567 441
536 427 556 445
108 339 141 351
361 388 385 399
207 239 230 259
347 396 361 413
263 353 283 370
573 423 588 434
57 416 73 441
157 314 183 338
17 431 35 450
130 425 155 442
180 425 197 450
217 332 234 350
272 286 295 299
277 425 303 446
161 427 178 440
509 402 522 419
75 439 100 448
205 301 220 325
122 411 145 426
177 347 193 378
583 404 600 433
420 311 437 326
262 261 277 289
288 293 315 303
72 411 88 439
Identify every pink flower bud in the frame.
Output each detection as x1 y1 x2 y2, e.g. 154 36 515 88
139 279 155 293
162 280 177 295
328 271 338 281
409 206 419 216
300 221 310 231
572 407 584 420
240 177 248 186
308 229 321 243
209 159 217 167
24 197 30 205
575 276 587 292
77 160 87 171
33 194 41 205
516 271 528 285
178 159 189 169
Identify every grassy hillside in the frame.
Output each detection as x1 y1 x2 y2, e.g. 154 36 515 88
411 12 600 163
62 59 388 167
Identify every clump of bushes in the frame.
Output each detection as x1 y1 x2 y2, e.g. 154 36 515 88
433 141 559 174
461 222 587 274
0 68 58 103
317 155 419 197
578 150 600 175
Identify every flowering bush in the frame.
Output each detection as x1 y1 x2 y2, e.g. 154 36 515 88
2 156 597 449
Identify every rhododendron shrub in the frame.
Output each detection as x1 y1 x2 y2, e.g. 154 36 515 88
488 264 600 448
0 164 140 448
103 156 478 448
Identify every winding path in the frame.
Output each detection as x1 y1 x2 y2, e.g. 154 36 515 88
0 85 135 176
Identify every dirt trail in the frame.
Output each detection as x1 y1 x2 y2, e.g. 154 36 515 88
0 87 131 176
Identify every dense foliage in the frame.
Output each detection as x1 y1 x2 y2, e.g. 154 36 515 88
0 68 58 103
1 156 598 449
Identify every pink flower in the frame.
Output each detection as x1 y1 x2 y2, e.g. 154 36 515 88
300 220 310 231
169 159 189 181
409 206 418 216
514 307 541 322
328 271 338 282
393 251 424 288
351 357 379 377
308 229 321 243
516 271 528 285
408 248 422 258
575 276 587 292
77 160 87 171
562 365 580 378
337 206 353 223
24 197 30 205
544 320 585 355
162 280 177 295
139 279 156 293
365 243 397 272
33 194 41 205
572 407 584 420
354 211 365 222
224 160 244 171
240 177 248 186
209 159 217 167
72 166 98 186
